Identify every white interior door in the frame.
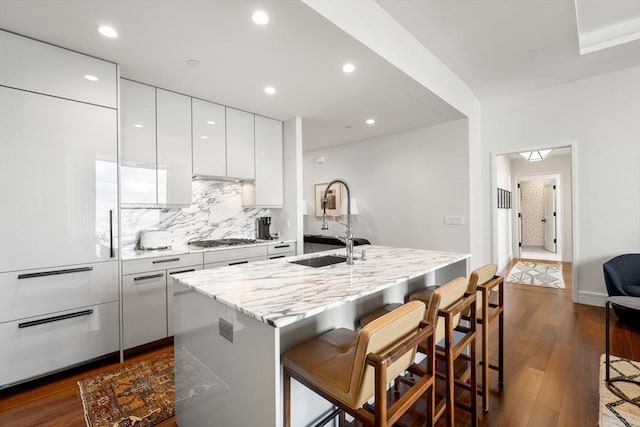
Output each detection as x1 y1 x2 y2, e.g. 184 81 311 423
543 183 557 253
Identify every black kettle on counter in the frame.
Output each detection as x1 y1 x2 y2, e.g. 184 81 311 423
256 216 271 240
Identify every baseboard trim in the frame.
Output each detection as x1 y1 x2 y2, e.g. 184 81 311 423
577 290 608 307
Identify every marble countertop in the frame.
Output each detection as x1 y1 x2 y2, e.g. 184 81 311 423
120 239 297 261
172 245 470 328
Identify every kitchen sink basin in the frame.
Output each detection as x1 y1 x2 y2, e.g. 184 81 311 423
289 255 347 268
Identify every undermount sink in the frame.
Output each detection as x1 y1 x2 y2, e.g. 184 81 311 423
289 255 347 268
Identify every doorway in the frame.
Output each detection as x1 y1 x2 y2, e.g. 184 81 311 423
492 146 574 268
517 174 561 262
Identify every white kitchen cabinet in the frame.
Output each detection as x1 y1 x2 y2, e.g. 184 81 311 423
121 81 193 206
203 246 267 269
0 301 119 389
120 79 157 204
122 270 168 349
167 264 203 336
122 253 203 348
245 115 283 207
267 242 296 259
226 107 255 180
157 89 193 205
0 261 118 324
192 98 226 177
0 30 117 108
0 86 118 272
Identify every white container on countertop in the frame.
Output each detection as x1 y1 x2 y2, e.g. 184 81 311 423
139 230 172 250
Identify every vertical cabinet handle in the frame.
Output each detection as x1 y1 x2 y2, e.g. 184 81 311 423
109 209 114 258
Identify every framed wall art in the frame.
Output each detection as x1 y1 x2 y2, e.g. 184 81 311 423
314 182 342 218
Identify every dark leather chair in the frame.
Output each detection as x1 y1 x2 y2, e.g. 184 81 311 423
603 254 640 326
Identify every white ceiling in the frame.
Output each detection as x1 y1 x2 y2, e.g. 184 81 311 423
377 0 640 101
2 1 640 152
0 0 462 152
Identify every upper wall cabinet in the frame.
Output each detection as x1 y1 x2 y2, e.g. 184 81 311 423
192 99 226 177
120 79 192 206
0 30 116 108
226 107 255 180
243 116 283 207
121 79 157 204
157 89 192 205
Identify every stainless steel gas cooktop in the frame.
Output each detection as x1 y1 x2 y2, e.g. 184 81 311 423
187 238 258 248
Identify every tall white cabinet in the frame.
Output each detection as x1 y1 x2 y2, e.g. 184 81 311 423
120 79 192 206
0 30 119 389
242 115 284 207
226 107 255 180
192 98 226 177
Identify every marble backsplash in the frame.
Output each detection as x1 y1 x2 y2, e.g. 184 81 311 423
121 180 270 251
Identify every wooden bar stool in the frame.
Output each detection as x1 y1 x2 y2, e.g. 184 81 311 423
417 277 478 427
283 301 435 427
410 264 504 412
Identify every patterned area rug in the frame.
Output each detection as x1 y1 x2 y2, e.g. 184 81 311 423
600 355 640 427
78 352 174 427
506 261 565 288
78 348 231 427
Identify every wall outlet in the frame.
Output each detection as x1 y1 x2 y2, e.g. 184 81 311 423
219 318 234 343
444 216 465 225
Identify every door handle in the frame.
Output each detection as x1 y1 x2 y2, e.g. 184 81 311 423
541 219 546 222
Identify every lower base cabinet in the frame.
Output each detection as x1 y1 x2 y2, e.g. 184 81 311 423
0 301 119 389
122 270 168 349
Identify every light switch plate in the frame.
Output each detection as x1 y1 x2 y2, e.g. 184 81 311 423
444 216 465 225
219 318 233 343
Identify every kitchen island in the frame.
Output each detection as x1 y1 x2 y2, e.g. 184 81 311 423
172 245 469 427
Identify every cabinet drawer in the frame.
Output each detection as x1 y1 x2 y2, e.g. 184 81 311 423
167 265 203 337
0 301 119 389
0 30 117 108
122 253 203 275
122 270 168 349
204 246 267 264
267 242 296 257
204 256 265 270
0 261 118 323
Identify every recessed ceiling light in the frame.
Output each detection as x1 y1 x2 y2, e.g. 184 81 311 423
98 25 118 38
84 74 99 82
264 86 276 95
342 63 356 73
366 118 376 125
200 135 209 140
206 120 216 125
133 123 143 128
252 10 269 25
187 59 200 66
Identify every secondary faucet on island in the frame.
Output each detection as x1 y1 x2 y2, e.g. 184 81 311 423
321 178 356 265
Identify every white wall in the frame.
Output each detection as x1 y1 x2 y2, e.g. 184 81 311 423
304 119 470 253
495 155 513 270
483 66 640 305
511 154 573 262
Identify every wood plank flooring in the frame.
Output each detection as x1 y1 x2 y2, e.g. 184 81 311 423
1 257 638 426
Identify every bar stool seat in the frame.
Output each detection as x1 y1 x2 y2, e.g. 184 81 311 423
283 301 435 427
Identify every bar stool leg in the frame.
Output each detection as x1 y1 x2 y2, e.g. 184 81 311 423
606 300 611 383
283 368 291 427
482 292 489 412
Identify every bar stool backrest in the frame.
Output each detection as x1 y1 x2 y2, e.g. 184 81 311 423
466 263 498 313
352 300 426 408
426 277 470 342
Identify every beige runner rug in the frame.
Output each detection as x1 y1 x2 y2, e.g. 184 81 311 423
506 261 565 288
600 354 640 427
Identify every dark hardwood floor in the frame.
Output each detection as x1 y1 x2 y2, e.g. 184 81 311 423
1 257 638 426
